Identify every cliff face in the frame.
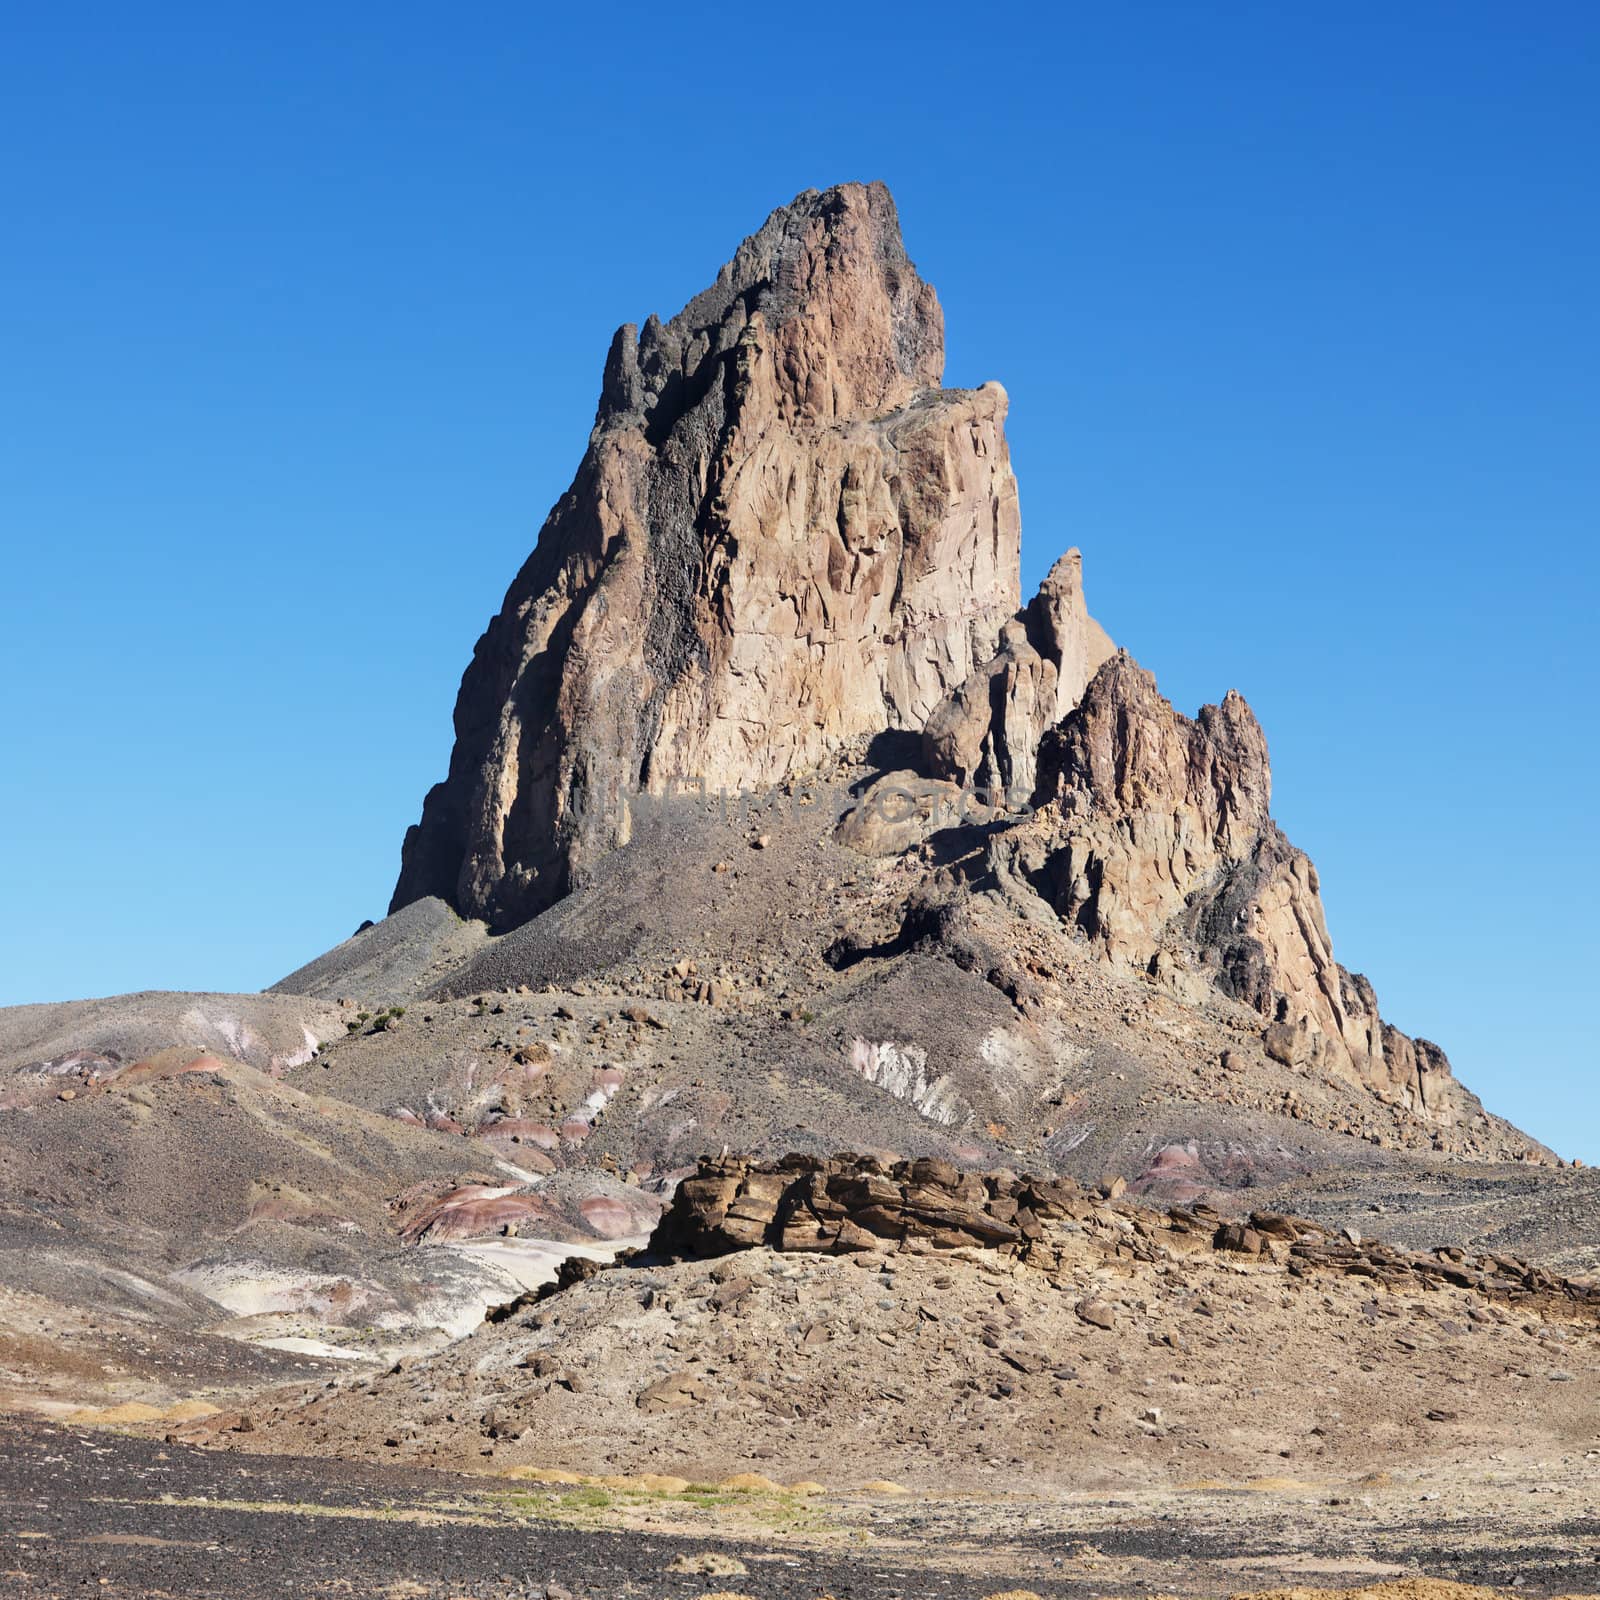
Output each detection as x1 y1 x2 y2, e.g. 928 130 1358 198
393 182 1022 929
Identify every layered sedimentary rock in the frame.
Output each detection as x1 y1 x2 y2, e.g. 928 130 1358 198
1008 654 1482 1127
394 182 1023 928
653 1154 1600 1318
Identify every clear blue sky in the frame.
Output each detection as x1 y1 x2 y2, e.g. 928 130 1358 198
2 4 1596 1159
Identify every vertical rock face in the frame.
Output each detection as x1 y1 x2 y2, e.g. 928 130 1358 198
393 182 1021 928
1018 655 1483 1127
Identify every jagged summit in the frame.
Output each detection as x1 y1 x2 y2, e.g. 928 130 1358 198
1011 652 1486 1128
595 181 946 433
393 181 1036 929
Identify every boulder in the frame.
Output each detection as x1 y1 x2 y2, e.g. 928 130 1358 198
1075 1299 1117 1330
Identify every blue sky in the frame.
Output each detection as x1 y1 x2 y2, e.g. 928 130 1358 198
2 4 1596 1158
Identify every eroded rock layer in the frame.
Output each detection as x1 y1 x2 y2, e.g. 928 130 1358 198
655 1153 1599 1316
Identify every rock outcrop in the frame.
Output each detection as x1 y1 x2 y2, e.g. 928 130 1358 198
652 1153 1600 1318
1007 653 1485 1128
655 1151 1038 1256
393 182 1024 928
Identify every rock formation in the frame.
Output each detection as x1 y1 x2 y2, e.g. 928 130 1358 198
387 177 1520 1154
653 1153 1600 1317
7 184 1593 1598
393 182 1027 928
1004 653 1482 1127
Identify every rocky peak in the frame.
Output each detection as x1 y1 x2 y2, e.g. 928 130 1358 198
393 182 1020 929
1010 652 1494 1133
1043 652 1272 858
596 181 944 434
385 181 1536 1165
